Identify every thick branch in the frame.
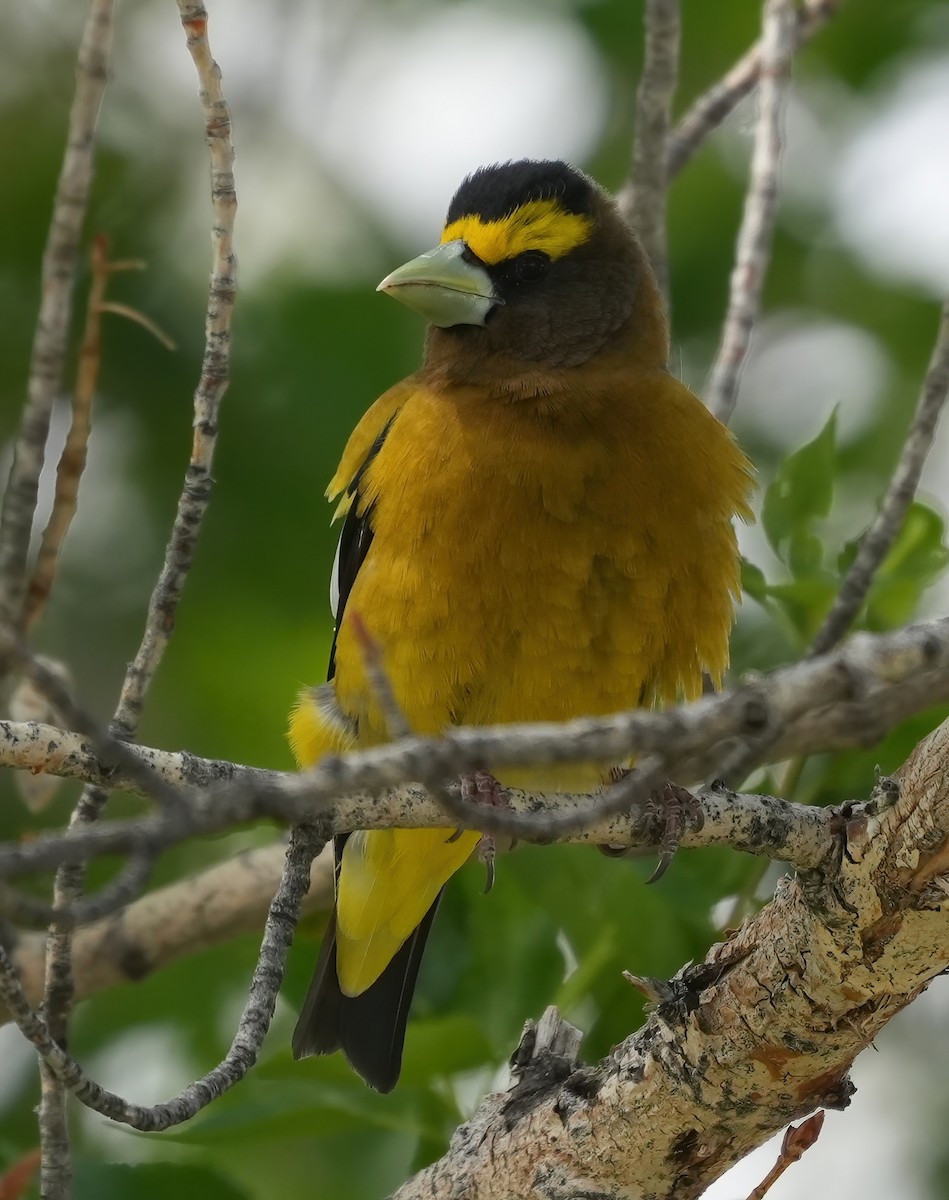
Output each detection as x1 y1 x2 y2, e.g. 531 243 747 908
0 841 333 1024
0 619 947 880
394 717 949 1199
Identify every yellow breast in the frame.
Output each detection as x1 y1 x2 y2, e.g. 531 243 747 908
315 367 751 787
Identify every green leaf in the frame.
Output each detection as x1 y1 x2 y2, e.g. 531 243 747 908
553 925 617 1013
761 411 837 559
764 578 838 641
866 501 949 629
880 501 947 576
740 557 769 600
153 1076 450 1147
787 530 825 578
74 1160 250 1200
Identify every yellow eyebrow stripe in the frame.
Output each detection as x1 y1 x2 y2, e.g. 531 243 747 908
441 199 593 265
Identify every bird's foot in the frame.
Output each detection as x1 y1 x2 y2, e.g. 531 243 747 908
598 774 702 883
644 781 703 883
458 769 510 894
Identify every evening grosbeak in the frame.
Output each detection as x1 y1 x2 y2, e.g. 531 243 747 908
289 159 753 1091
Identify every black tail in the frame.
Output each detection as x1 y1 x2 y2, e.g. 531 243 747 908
292 889 442 1093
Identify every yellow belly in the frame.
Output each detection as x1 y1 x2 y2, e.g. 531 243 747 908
290 369 752 996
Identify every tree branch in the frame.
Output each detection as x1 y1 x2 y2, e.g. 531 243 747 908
393 716 949 1199
0 6 124 1194
20 9 238 1189
113 1 237 739
706 0 795 425
0 0 115 640
0 826 324 1131
23 238 144 634
0 619 947 884
809 298 949 656
617 0 680 299
667 0 839 180
1 840 334 1024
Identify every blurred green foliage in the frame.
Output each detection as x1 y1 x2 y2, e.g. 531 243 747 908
2 2 948 1198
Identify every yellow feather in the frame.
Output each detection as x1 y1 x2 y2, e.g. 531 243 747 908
441 199 593 265
291 364 753 999
335 828 479 996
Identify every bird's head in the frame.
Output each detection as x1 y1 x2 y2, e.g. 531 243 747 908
377 159 667 379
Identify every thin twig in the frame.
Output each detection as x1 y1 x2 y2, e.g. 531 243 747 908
8 655 71 811
667 0 839 179
96 301 177 351
0 0 115 638
618 0 680 299
11 8 121 1193
0 853 156 929
0 776 833 881
0 827 324 1132
349 611 411 739
25 237 115 631
706 0 795 425
113 2 237 739
31 10 237 1182
0 629 192 811
430 755 670 846
809 299 949 657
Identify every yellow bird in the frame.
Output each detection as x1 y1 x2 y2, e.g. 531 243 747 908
290 159 753 1091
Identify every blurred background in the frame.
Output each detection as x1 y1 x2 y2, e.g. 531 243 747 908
1 0 949 1196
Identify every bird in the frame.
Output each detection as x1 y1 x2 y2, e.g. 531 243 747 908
289 158 753 1092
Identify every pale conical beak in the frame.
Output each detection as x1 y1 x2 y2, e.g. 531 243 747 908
377 240 496 328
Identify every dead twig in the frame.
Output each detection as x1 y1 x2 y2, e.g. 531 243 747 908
0 0 115 641
23 238 156 633
113 2 237 739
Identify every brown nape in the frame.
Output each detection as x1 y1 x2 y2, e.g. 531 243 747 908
421 185 669 402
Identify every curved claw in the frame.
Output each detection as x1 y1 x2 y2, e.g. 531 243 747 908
597 843 630 858
645 849 675 885
478 834 497 893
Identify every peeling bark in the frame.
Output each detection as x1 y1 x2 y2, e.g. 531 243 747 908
394 720 949 1199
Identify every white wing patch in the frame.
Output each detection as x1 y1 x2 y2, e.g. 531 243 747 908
329 528 343 619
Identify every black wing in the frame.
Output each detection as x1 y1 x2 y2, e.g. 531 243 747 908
326 419 393 680
291 871 443 1093
294 413 441 1093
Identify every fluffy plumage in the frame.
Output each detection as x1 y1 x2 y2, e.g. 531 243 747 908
289 159 753 1092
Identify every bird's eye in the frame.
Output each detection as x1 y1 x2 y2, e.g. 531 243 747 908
513 251 550 284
